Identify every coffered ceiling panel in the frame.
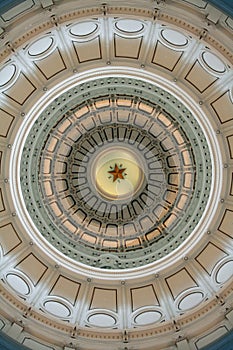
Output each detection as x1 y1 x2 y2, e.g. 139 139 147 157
3 72 36 105
196 243 228 274
48 275 81 305
0 223 22 255
185 60 218 92
152 42 183 71
211 90 233 124
15 253 48 285
0 109 15 138
33 49 67 79
73 36 102 63
130 285 159 311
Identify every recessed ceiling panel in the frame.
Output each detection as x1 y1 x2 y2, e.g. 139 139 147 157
0 223 22 255
152 42 183 71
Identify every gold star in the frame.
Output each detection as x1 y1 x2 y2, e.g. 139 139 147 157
108 164 126 182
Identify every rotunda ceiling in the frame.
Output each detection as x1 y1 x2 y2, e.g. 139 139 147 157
0 1 232 350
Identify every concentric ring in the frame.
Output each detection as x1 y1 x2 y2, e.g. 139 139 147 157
18 75 213 269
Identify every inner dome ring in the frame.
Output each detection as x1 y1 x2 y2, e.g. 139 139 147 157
12 70 220 273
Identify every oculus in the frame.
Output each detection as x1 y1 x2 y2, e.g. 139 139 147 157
91 146 144 201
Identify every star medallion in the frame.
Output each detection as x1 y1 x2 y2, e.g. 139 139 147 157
108 164 126 182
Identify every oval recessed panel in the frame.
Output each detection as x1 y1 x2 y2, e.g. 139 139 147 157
161 29 188 46
202 51 225 73
44 300 70 318
6 274 30 295
216 260 233 284
135 311 162 325
70 22 98 36
28 37 54 56
0 64 16 87
179 292 204 311
88 313 116 327
115 19 144 33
